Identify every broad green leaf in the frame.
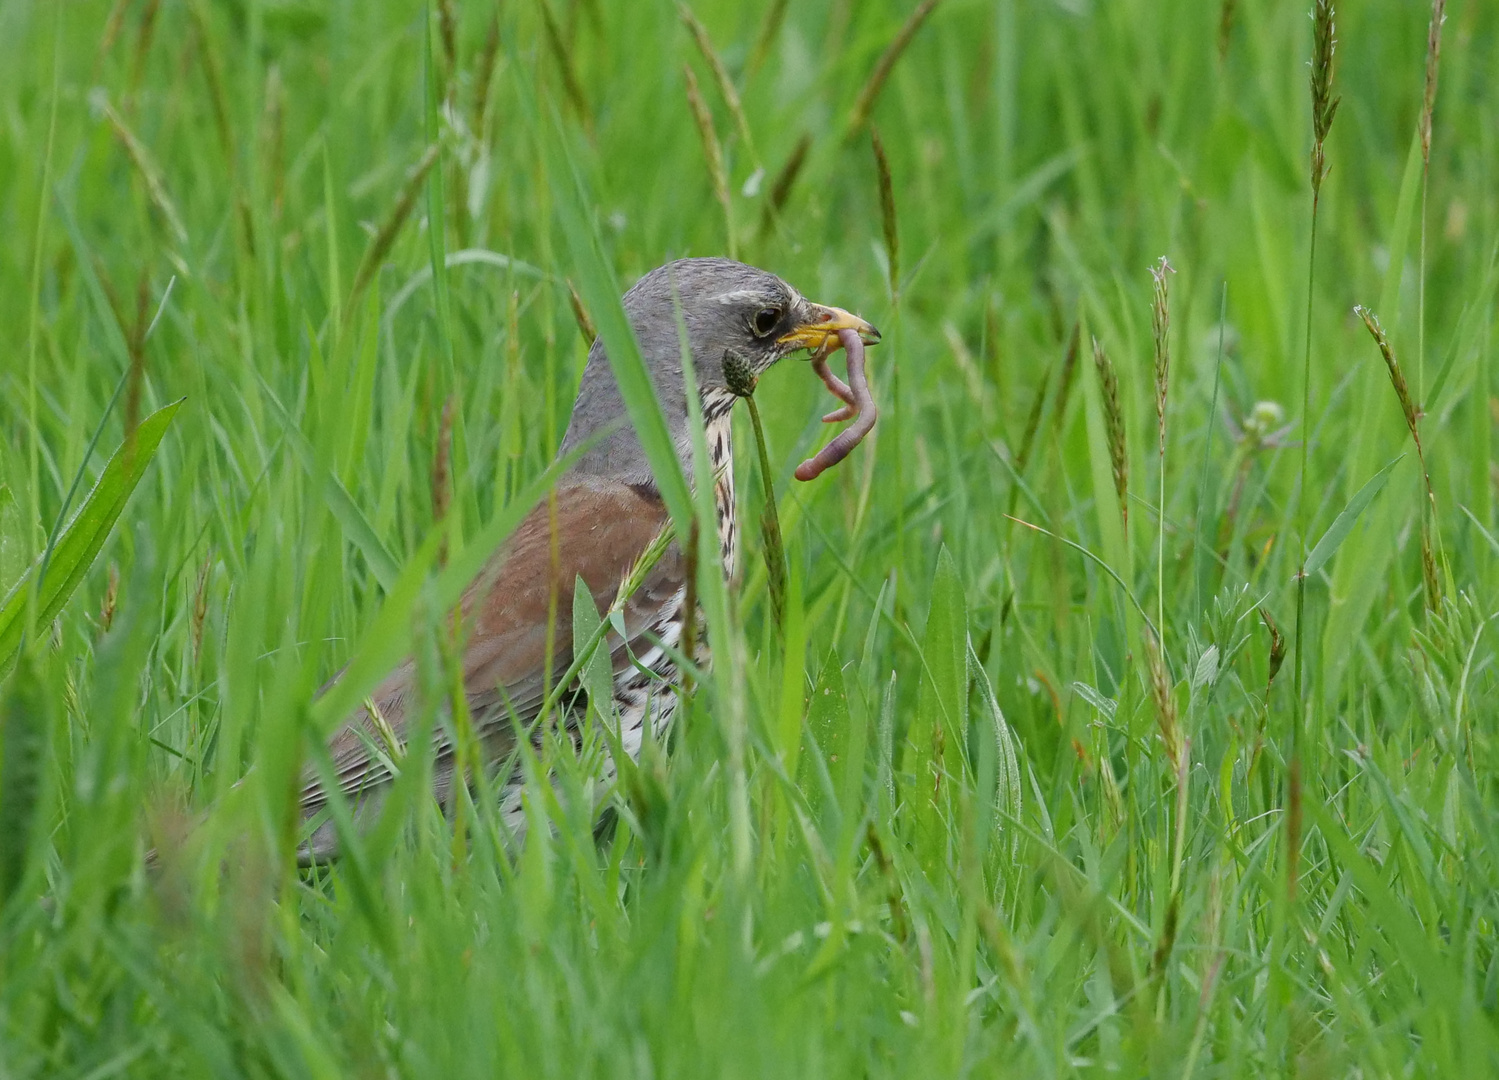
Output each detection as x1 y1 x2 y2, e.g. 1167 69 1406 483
0 399 183 668
1303 455 1403 579
971 642 1021 860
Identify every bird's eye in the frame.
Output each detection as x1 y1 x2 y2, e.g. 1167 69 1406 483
752 307 781 337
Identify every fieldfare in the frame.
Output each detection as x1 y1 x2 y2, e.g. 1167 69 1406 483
299 258 878 859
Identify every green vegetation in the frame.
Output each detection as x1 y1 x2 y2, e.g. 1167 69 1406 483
2 0 1497 1073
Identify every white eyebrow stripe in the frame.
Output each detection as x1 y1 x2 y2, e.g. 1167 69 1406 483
713 289 771 305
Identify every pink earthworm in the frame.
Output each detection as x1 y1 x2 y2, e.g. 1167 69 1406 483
795 327 877 481
810 351 858 423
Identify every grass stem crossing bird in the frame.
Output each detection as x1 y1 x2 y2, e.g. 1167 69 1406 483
298 258 879 859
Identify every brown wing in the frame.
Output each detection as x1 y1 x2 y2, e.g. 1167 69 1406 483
300 475 680 825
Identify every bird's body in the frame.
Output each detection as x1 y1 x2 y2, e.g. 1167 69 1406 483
299 259 875 860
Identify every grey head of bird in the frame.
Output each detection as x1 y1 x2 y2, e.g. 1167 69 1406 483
558 257 879 487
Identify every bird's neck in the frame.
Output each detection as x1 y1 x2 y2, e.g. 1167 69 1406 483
703 391 738 580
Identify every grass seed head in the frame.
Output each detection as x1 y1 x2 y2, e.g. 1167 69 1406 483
1354 306 1420 441
347 142 442 318
567 279 597 346
1309 0 1341 195
1091 336 1129 529
1259 606 1287 690
1150 256 1174 455
1421 0 1446 166
191 555 212 663
1144 629 1182 765
99 563 120 634
104 99 188 246
678 4 754 154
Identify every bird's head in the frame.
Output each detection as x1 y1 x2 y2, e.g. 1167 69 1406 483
561 258 879 485
622 257 879 395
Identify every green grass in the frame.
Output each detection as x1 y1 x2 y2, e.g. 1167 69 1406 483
2 0 1498 1074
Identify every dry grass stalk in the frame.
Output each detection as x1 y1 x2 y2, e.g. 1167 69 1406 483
471 12 501 139
760 132 811 236
1091 336 1129 530
871 126 900 302
683 64 736 258
99 564 120 634
1011 356 1052 480
1260 606 1287 691
1144 629 1182 767
99 0 133 64
847 0 943 137
436 0 459 76
1355 305 1442 608
129 0 162 100
1217 0 1237 62
678 4 755 157
748 0 790 78
1309 0 1340 199
538 0 590 131
1012 323 1078 495
191 555 212 663
346 142 442 318
1420 0 1446 167
187 2 233 160
566 279 597 345
103 100 188 246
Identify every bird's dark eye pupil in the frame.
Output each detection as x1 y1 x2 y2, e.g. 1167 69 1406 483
754 307 780 336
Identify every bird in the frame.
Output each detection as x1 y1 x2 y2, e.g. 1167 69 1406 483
298 257 879 860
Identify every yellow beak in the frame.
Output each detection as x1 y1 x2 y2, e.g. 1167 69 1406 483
776 304 881 353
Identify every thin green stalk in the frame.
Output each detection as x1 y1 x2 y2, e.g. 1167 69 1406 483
1295 0 1340 767
724 351 787 635
1292 211 1319 760
1195 284 1227 616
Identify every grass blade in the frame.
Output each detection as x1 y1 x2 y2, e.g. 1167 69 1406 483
0 399 183 669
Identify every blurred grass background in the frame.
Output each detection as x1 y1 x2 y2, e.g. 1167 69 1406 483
2 0 1498 1074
